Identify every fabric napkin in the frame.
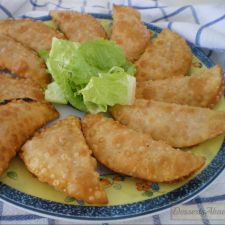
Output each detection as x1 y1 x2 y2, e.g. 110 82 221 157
0 0 224 224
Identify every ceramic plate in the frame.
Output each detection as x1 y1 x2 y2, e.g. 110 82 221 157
0 14 224 221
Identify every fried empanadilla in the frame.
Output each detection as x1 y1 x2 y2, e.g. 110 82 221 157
50 11 107 42
111 5 150 62
0 99 58 175
21 116 108 204
82 114 205 182
136 65 224 108
111 100 225 148
135 29 192 81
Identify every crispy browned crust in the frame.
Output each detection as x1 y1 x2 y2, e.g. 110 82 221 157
111 100 225 148
0 34 50 87
135 29 192 81
0 99 58 175
0 19 65 51
111 5 150 62
21 115 108 204
50 11 107 42
82 114 205 183
207 65 224 108
136 65 224 108
0 75 44 101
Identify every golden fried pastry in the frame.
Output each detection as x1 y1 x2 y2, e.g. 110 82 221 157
111 5 150 62
136 65 224 108
0 75 44 101
21 116 107 204
50 11 107 42
0 99 58 176
135 29 192 81
0 19 65 51
0 34 50 87
82 114 205 182
111 100 225 148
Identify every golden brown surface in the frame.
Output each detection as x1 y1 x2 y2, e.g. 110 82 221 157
0 34 50 87
136 65 224 108
135 29 192 81
0 19 65 51
0 99 58 176
21 116 108 204
82 114 205 182
0 75 44 101
111 5 150 62
50 11 107 42
111 100 225 148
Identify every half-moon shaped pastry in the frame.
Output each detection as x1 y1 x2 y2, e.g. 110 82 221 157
136 65 224 108
111 5 150 62
0 34 50 87
135 29 192 81
0 19 65 51
82 114 205 182
0 75 44 101
111 100 225 147
50 11 107 42
21 116 108 204
0 99 58 176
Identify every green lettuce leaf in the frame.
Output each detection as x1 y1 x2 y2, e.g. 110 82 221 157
46 38 88 111
78 39 136 75
38 49 49 62
78 39 125 70
46 38 136 112
45 81 67 104
79 67 136 113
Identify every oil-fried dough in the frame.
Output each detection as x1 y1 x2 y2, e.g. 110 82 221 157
0 34 50 87
21 116 108 204
111 100 225 148
82 114 205 182
135 29 192 81
0 19 65 51
0 99 58 176
111 5 150 62
136 65 224 108
0 75 44 101
50 11 107 42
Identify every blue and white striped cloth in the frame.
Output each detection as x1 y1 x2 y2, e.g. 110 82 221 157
0 0 224 224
